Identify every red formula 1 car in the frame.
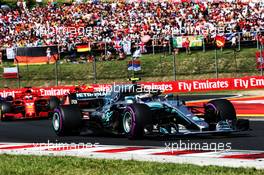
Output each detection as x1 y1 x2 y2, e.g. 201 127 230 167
0 88 60 121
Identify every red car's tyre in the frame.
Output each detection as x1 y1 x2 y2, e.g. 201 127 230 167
52 105 82 136
204 99 237 129
122 103 152 139
0 102 12 121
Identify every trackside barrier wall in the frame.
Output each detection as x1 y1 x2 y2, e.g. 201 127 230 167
1 76 264 97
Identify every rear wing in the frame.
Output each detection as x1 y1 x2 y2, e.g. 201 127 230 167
75 91 106 101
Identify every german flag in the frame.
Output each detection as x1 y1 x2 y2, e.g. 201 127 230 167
215 35 225 48
15 46 58 65
76 43 91 52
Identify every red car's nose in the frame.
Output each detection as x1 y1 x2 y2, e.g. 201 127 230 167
25 103 35 117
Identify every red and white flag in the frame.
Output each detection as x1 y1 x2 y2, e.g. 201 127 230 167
215 35 226 48
114 40 122 51
3 67 18 79
138 42 147 53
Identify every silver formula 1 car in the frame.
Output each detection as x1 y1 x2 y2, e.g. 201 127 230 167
52 82 249 139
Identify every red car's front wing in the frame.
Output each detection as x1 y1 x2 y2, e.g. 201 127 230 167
2 111 50 120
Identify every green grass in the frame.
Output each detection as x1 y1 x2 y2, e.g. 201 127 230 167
0 154 263 175
0 48 259 88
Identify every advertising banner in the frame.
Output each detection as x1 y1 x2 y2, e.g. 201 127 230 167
1 76 264 97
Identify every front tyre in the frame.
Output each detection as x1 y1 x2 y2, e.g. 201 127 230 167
205 99 237 129
0 102 12 121
52 105 82 136
122 104 151 139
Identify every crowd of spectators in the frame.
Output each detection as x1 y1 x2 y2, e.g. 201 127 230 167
0 0 264 52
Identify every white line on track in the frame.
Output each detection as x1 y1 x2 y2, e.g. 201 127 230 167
0 142 264 169
186 94 243 103
0 149 264 169
247 118 264 122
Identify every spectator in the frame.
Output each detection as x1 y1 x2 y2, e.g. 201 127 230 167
231 35 237 50
184 38 191 54
46 47 51 64
118 50 126 60
260 34 264 48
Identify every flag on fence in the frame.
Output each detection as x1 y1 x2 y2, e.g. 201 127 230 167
6 48 15 59
256 51 264 70
172 36 203 48
114 40 122 51
3 67 18 79
122 40 131 55
138 42 147 53
225 33 236 41
15 46 58 65
132 49 141 58
76 43 91 52
215 35 225 48
128 60 141 71
182 38 190 48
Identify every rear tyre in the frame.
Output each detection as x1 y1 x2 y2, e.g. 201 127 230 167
122 104 152 139
0 102 12 121
205 99 237 129
52 105 82 136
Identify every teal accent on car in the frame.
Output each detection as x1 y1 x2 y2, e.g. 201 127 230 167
101 110 113 126
145 102 163 109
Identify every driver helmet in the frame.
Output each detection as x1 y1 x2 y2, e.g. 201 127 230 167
136 93 153 102
24 90 33 100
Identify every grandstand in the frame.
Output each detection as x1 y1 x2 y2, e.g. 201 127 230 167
0 0 263 87
0 0 263 52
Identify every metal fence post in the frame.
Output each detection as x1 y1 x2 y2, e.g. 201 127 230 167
238 32 241 51
203 37 205 52
261 45 263 76
132 57 135 78
152 38 155 55
215 48 219 79
257 32 259 49
233 49 237 77
93 55 97 84
26 56 29 86
55 59 58 86
173 51 176 81
104 40 107 56
15 48 21 88
160 54 162 75
55 45 59 86
169 40 171 55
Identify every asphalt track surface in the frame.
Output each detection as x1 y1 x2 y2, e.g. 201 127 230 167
0 95 263 151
